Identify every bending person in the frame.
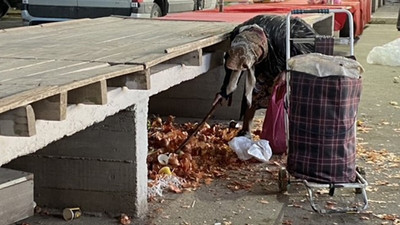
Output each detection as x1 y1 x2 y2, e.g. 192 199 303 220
213 14 317 138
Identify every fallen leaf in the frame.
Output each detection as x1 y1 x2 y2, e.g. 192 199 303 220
204 178 213 185
119 213 131 225
169 184 182 193
374 180 389 186
374 213 400 221
360 216 370 220
282 220 293 225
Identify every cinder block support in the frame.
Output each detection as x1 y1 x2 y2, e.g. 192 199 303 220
4 99 149 218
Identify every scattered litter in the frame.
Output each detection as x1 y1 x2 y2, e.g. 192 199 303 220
158 154 169 165
147 116 245 191
228 136 253 161
62 207 81 221
367 38 400 67
148 175 185 198
119 213 131 225
360 216 370 220
229 137 272 162
158 166 172 175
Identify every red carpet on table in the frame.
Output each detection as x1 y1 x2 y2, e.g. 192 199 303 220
162 0 371 37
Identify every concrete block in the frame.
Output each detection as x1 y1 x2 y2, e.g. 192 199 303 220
35 187 137 215
4 103 149 218
0 168 34 225
7 157 136 192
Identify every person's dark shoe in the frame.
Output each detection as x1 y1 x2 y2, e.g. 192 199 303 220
237 129 252 139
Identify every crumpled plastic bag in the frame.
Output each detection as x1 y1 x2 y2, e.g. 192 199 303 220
288 53 364 78
229 136 253 161
228 137 272 162
367 38 400 67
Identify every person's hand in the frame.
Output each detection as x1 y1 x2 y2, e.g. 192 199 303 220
213 93 229 106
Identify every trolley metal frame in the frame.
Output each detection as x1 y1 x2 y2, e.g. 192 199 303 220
279 8 368 214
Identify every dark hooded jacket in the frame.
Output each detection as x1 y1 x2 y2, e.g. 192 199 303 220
220 15 318 102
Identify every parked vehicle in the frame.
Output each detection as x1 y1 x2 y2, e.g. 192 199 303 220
0 0 21 18
22 0 217 25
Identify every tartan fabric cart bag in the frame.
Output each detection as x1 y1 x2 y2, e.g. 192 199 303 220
286 69 362 183
279 8 369 214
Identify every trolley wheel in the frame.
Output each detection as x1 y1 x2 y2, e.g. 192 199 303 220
278 167 289 192
355 166 366 194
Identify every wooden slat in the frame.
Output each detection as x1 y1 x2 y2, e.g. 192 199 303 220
0 105 36 137
204 39 231 53
0 18 235 66
0 86 60 114
164 49 202 66
107 69 150 90
0 63 143 114
0 17 234 118
31 93 67 121
0 59 144 88
164 33 229 54
68 80 107 105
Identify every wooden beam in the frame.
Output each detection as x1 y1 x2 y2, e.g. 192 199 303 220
68 80 107 105
164 49 202 66
204 39 230 53
0 105 36 137
164 33 229 54
31 92 67 121
107 69 150 90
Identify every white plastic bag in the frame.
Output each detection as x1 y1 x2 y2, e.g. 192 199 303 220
248 140 272 163
288 53 364 78
228 136 253 161
228 137 272 162
367 38 400 67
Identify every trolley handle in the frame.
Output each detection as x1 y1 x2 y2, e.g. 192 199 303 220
291 9 330 14
285 8 355 69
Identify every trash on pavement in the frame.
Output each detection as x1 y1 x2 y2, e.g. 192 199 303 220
148 175 185 197
367 38 400 67
62 207 82 221
229 136 272 162
119 213 131 225
288 53 364 78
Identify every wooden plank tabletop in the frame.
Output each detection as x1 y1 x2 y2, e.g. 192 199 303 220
0 17 236 114
0 17 235 64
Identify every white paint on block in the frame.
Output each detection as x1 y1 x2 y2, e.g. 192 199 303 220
0 88 149 166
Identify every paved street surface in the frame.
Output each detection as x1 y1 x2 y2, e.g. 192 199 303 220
0 9 22 29
3 4 400 225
